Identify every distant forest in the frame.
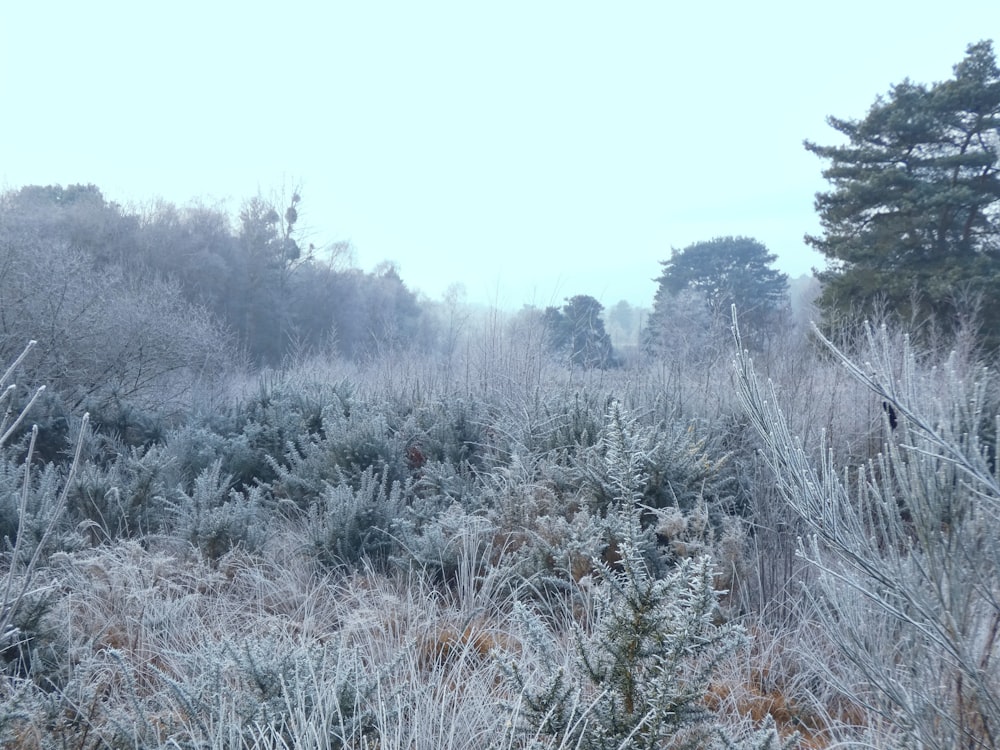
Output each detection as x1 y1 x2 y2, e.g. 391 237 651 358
0 182 810 380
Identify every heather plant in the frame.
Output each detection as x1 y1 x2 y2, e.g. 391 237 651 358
735 314 1000 748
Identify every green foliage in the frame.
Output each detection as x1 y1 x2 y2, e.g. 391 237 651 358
505 538 767 749
0 458 65 558
806 40 1000 345
510 507 609 588
543 295 618 369
305 467 407 569
0 585 61 684
646 237 789 352
218 374 355 490
160 423 258 489
79 395 169 450
489 399 750 631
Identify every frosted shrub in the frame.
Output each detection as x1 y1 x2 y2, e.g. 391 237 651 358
505 533 784 749
0 342 88 686
501 408 780 749
580 400 743 523
735 314 1000 748
305 467 407 568
511 507 609 590
160 635 378 749
162 422 258 489
506 390 606 458
69 443 175 542
174 459 268 560
394 501 497 586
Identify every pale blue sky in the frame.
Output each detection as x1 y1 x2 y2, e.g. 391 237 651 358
2 2 998 308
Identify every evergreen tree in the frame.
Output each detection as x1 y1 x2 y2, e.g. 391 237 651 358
236 193 305 364
805 40 1000 344
542 295 616 369
645 236 788 352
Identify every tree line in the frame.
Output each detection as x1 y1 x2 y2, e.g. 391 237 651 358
2 38 998 396
0 185 429 367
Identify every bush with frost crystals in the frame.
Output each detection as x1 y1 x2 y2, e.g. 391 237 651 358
581 399 744 525
505 514 784 749
68 443 174 542
393 501 496 585
172 459 268 560
305 467 407 568
734 312 1000 748
0 342 88 692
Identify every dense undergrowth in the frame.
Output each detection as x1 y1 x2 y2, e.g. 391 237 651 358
1 313 997 748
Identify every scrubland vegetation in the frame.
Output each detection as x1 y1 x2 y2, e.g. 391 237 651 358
2 291 997 748
3 38 1000 750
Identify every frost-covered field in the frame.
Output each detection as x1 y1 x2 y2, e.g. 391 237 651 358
1 318 997 749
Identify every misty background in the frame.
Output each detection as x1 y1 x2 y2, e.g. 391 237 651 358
3 1 998 308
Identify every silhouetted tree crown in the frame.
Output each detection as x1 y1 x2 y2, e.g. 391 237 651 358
542 295 617 369
805 40 1000 344
644 236 788 352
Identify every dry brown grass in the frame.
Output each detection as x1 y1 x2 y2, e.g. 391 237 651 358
706 671 867 749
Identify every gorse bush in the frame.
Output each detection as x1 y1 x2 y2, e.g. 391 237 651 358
494 402 776 747
174 460 270 561
305 467 408 569
69 443 174 542
504 524 786 749
585 400 742 520
0 342 88 689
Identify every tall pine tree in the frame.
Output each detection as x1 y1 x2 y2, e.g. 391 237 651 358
805 41 1000 343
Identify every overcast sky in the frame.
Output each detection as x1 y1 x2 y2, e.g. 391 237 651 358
2 2 998 309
